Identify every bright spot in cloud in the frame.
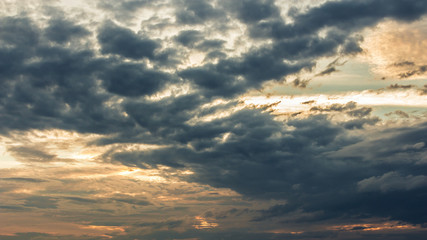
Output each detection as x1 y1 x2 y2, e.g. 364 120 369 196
193 216 218 229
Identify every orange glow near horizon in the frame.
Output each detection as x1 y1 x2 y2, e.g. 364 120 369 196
328 221 420 232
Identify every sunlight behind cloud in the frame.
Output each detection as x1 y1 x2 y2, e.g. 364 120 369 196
361 17 427 79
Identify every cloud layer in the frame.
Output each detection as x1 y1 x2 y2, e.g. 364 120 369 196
1 0 427 239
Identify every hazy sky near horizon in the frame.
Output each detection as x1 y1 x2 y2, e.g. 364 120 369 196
1 0 427 239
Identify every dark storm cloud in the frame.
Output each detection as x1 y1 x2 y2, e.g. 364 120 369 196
2 1 427 237
0 17 39 47
97 0 157 22
115 105 427 224
44 18 89 44
204 50 227 60
179 46 314 98
101 63 172 97
124 94 206 137
268 31 349 60
175 0 225 24
225 0 280 23
178 67 242 98
0 16 138 134
98 22 160 59
249 0 427 40
358 171 427 193
174 30 203 47
196 39 226 51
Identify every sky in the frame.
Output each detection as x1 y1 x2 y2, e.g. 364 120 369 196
0 0 427 239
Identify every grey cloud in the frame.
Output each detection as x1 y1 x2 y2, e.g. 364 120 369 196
316 57 347 77
2 1 427 237
101 63 172 97
268 31 349 60
64 196 99 204
0 178 47 183
386 110 410 118
398 65 427 78
112 195 151 206
0 17 39 47
310 101 357 112
179 67 242 98
387 84 415 89
174 30 203 47
316 67 338 76
225 0 280 23
347 107 372 118
98 22 160 59
44 18 89 44
0 16 135 135
204 50 227 61
115 110 427 224
392 61 416 67
0 232 102 240
175 0 224 24
135 220 183 229
24 196 58 209
255 0 427 40
8 146 56 163
196 39 225 51
292 78 311 88
330 123 427 167
342 117 380 129
243 0 427 68
358 171 427 193
124 94 206 137
97 0 155 22
98 0 151 12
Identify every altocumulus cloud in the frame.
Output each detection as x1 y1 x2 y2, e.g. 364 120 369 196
1 0 427 239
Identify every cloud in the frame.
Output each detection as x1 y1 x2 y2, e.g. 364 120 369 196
361 16 427 79
310 101 357 112
1 0 427 239
0 178 47 183
387 83 415 89
175 0 225 25
101 63 172 97
98 21 160 60
7 146 56 163
358 172 427 193
225 0 280 23
44 18 89 44
174 30 203 47
24 196 58 209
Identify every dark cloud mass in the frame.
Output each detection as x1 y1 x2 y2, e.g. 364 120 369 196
98 22 160 59
1 0 427 239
